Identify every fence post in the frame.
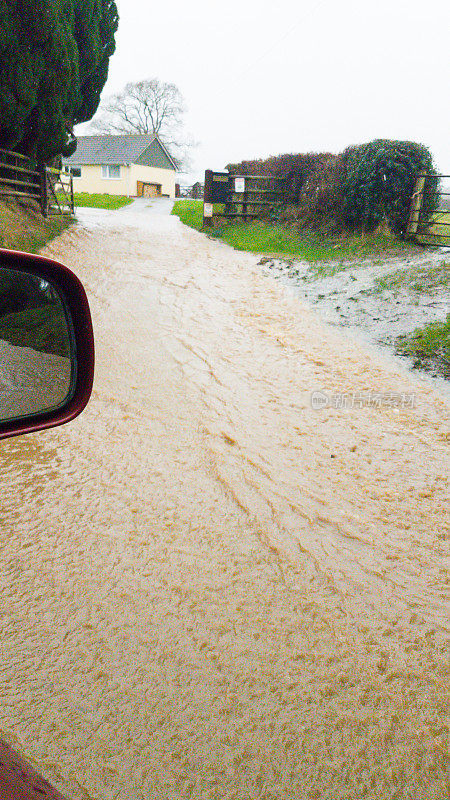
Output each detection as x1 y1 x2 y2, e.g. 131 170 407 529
203 169 213 227
39 163 47 217
405 175 426 237
70 172 74 214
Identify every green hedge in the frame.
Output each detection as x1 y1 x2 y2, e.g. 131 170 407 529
227 140 439 237
337 139 439 235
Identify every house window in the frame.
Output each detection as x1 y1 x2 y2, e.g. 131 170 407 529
102 165 121 179
63 166 81 177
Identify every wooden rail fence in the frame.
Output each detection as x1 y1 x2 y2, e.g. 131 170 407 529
203 169 287 226
0 148 73 217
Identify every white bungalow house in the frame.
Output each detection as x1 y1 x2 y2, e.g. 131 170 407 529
63 134 178 198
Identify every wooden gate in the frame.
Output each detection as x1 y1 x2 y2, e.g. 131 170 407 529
0 148 41 206
203 169 286 227
43 166 74 216
406 173 450 245
0 148 73 217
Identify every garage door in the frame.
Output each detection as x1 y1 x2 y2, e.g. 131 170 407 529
137 182 162 198
143 184 160 198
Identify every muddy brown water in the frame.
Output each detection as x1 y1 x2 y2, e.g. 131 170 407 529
0 200 448 800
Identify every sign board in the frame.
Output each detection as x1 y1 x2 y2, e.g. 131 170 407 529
234 177 246 193
210 172 230 203
203 202 213 218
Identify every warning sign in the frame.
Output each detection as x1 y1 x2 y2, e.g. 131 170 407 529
203 202 213 218
234 177 246 193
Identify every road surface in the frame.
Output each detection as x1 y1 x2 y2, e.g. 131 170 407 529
0 199 448 800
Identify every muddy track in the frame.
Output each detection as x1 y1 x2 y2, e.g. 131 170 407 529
0 199 448 800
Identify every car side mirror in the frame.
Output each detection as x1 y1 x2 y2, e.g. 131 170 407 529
0 248 94 440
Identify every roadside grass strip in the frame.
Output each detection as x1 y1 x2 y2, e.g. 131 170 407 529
172 200 418 265
74 193 134 210
395 315 450 378
374 261 450 294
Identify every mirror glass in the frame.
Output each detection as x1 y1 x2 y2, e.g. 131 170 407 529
0 267 74 421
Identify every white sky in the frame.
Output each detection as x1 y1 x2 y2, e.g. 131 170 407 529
78 0 450 183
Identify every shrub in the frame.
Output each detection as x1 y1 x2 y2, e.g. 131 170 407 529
336 139 439 235
227 152 342 230
227 152 336 203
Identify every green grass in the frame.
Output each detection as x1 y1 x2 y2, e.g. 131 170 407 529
172 199 203 228
0 200 72 254
73 193 133 210
415 211 450 246
0 304 71 358
374 262 450 295
395 315 450 378
172 199 418 267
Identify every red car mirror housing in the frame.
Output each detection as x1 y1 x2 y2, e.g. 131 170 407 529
0 248 94 440
0 739 69 799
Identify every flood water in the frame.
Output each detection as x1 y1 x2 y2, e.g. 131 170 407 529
0 199 448 800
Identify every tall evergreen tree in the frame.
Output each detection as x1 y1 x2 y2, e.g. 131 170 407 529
0 0 118 162
74 0 119 124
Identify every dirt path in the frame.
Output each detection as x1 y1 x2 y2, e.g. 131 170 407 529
258 252 450 380
0 200 448 800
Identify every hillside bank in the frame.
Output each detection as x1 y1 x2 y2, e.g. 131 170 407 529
0 200 72 254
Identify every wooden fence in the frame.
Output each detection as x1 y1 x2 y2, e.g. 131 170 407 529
0 147 73 217
203 170 286 226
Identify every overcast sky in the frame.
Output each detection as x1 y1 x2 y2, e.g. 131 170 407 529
78 0 449 182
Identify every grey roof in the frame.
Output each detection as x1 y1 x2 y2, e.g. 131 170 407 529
64 134 176 168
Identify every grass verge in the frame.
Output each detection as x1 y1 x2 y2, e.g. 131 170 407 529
74 193 133 210
0 200 72 253
374 261 450 295
395 315 450 378
172 200 419 265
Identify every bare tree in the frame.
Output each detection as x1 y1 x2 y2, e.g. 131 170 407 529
89 79 196 169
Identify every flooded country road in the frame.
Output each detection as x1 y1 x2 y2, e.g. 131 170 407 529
0 199 449 800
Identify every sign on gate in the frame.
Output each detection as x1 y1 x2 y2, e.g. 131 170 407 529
203 168 286 227
210 172 230 203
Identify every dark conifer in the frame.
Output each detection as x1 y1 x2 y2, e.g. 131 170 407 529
0 0 118 161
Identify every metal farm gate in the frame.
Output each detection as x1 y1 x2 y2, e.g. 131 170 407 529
406 173 450 245
203 169 286 226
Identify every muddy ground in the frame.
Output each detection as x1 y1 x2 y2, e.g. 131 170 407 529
0 200 448 800
258 247 450 386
